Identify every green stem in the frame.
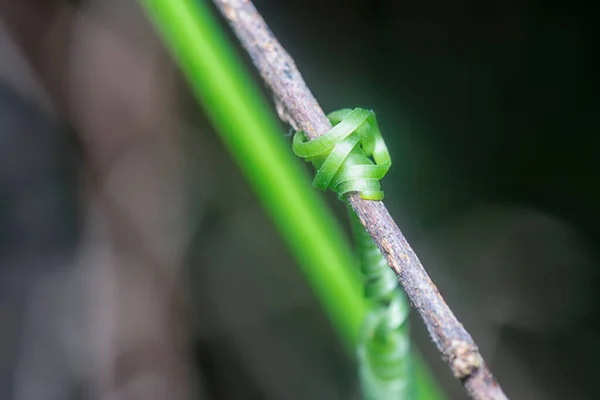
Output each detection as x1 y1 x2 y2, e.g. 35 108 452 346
139 0 364 347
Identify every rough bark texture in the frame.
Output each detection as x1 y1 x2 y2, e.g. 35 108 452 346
211 0 509 399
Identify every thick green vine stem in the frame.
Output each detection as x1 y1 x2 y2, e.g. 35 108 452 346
294 108 413 399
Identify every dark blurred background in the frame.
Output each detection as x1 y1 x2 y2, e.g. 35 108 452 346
0 0 598 399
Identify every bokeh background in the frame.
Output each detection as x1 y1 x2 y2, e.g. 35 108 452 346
0 0 598 399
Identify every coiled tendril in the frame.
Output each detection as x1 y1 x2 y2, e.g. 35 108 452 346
293 108 391 201
293 108 413 399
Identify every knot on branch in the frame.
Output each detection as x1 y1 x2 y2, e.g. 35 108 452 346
448 340 483 379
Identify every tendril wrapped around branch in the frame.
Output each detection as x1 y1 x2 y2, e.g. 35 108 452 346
294 108 412 399
293 108 391 201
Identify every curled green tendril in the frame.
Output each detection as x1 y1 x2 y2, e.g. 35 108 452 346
350 210 413 399
293 108 391 200
294 108 413 399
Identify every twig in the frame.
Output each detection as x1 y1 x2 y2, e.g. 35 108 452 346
211 1 509 399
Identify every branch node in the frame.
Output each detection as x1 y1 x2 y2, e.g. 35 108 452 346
448 340 482 379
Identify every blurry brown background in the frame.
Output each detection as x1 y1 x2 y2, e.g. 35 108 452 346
0 0 598 399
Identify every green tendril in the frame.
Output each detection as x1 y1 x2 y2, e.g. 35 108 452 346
294 108 413 399
350 210 413 399
293 108 391 201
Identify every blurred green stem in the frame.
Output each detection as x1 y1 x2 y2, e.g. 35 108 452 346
140 0 364 348
139 0 444 398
